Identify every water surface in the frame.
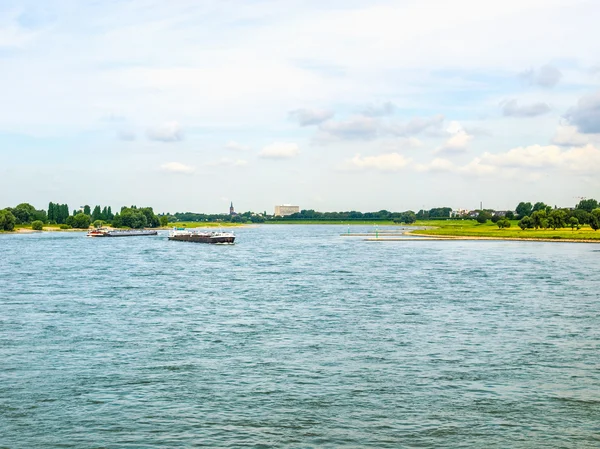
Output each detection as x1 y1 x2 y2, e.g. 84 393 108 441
1 225 599 448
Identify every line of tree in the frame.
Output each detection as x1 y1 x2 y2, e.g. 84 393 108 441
1 203 163 230
515 199 600 231
47 202 70 224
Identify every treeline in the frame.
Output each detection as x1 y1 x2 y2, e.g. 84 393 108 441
170 211 266 223
271 209 418 223
515 199 600 231
0 202 164 231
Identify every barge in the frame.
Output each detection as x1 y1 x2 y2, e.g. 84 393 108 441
168 228 235 244
87 228 158 237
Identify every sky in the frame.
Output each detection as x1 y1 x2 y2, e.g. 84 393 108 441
1 0 600 214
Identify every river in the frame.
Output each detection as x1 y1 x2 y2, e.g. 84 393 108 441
1 225 599 447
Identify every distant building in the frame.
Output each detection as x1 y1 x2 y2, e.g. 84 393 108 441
451 209 469 217
274 204 300 216
229 202 237 216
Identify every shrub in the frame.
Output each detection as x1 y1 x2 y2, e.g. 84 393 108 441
31 220 44 231
59 224 72 230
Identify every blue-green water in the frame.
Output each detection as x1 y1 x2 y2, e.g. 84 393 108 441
1 225 599 448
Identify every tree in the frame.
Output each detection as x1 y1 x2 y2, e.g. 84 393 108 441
83 205 91 215
92 205 102 221
576 198 598 212
31 220 44 231
518 216 532 230
530 210 547 229
107 206 113 220
93 220 104 228
571 209 590 225
532 202 547 212
476 210 492 224
505 211 515 220
71 213 91 229
48 202 55 223
101 206 108 221
590 209 600 231
568 217 580 231
159 216 169 227
0 209 16 231
12 203 37 224
548 209 566 230
491 214 500 223
497 219 511 229
515 202 533 219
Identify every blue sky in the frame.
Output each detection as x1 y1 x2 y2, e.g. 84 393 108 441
1 0 600 214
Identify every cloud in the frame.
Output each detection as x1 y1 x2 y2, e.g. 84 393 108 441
565 91 600 134
361 101 396 117
206 157 248 167
519 64 562 88
224 140 250 151
342 152 412 172
386 114 445 137
317 116 379 141
288 108 334 126
117 129 136 141
435 121 473 154
259 142 299 159
160 162 195 174
418 144 600 177
501 99 551 117
551 125 591 146
147 121 184 142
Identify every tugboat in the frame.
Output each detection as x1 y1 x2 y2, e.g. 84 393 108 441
87 228 158 237
168 227 235 244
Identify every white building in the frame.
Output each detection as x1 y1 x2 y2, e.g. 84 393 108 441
274 205 300 216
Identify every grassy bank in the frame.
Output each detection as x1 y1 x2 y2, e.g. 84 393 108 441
409 219 600 240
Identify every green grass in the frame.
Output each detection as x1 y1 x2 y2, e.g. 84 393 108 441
410 220 600 240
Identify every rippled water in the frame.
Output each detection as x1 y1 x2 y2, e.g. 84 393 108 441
1 225 599 448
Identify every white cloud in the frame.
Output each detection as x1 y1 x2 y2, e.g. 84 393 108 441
436 121 473 154
342 153 412 172
147 121 184 142
289 108 334 126
160 162 195 174
417 144 600 177
501 99 551 117
316 116 379 142
224 141 250 151
551 125 591 146
386 114 445 137
482 144 600 172
259 142 299 159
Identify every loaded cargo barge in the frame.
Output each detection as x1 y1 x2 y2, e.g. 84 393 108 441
87 228 158 237
168 228 235 244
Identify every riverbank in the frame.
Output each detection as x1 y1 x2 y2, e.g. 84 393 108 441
406 219 600 241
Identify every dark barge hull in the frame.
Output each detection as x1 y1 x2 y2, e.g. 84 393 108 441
168 235 235 244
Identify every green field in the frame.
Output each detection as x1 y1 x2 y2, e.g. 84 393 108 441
409 219 600 240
